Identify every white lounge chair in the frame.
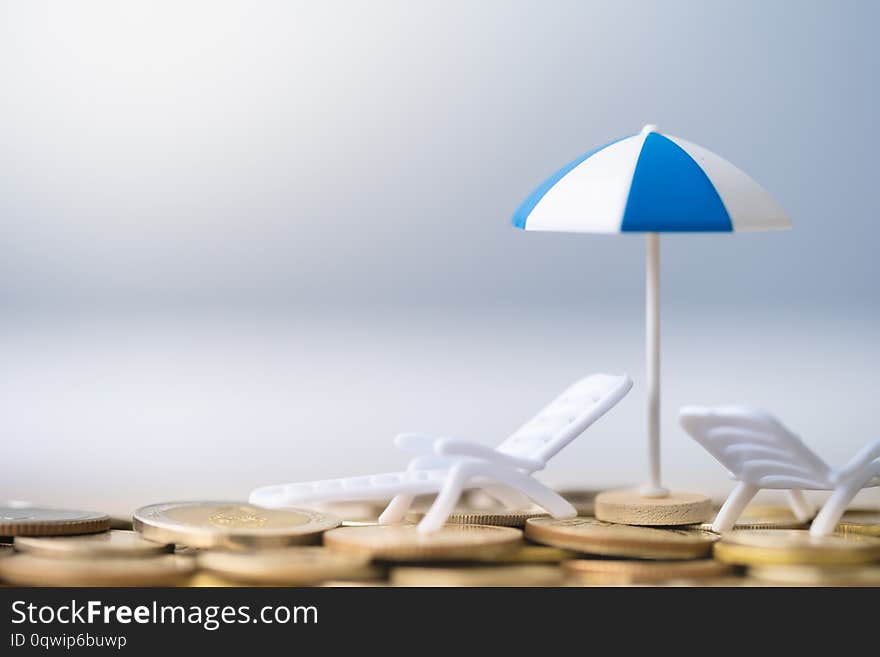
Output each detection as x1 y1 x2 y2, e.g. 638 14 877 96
679 406 880 536
250 373 632 533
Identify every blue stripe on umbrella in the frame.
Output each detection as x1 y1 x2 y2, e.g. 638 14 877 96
512 135 631 229
621 133 732 232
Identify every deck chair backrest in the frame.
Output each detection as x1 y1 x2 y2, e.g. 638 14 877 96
496 373 632 464
679 406 833 487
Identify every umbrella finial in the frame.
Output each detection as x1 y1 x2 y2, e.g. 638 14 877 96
641 124 659 136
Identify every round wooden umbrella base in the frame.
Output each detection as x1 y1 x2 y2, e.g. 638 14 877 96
595 488 712 526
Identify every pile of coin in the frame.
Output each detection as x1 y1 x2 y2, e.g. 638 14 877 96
1 497 879 586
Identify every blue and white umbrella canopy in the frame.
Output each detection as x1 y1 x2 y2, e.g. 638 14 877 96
511 125 790 505
513 124 790 234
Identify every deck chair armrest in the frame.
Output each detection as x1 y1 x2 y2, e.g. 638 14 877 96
393 432 440 453
832 438 880 484
433 438 543 471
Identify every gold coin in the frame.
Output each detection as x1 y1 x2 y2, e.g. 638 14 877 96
834 509 880 537
708 504 805 519
407 508 548 528
558 489 601 516
699 505 807 532
321 580 390 587
0 554 196 586
525 517 718 560
714 529 880 566
187 572 245 587
14 530 172 559
483 544 577 563
199 546 380 585
133 501 339 549
323 524 522 561
562 558 731 583
0 507 110 537
748 564 880 586
658 576 771 587
391 564 566 587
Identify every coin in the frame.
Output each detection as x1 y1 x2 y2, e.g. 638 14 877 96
133 501 339 549
0 507 110 537
187 572 244 587
834 509 880 537
714 529 880 566
323 524 522 561
699 505 806 532
562 558 731 583
525 517 718 560
14 530 172 559
391 564 566 587
748 564 880 586
199 546 380 585
0 554 196 586
321 580 390 587
407 507 548 528
483 544 577 563
659 576 771 587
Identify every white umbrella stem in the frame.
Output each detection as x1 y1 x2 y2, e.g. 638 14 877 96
642 232 668 498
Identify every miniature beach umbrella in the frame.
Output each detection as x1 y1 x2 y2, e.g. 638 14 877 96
513 124 790 524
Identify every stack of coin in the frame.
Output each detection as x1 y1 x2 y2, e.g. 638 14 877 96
0 529 192 586
712 528 880 586
198 546 381 585
14 530 173 559
0 553 196 587
323 523 523 562
714 529 880 566
525 517 718 560
407 492 550 528
562 558 731 585
130 500 369 587
391 564 567 587
407 506 548 528
699 504 807 532
483 544 577 564
833 509 880 537
0 506 110 537
133 501 340 549
9 495 876 587
748 564 880 586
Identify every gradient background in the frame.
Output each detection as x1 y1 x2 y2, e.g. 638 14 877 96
2 1 878 515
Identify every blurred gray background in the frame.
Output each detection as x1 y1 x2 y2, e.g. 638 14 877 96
1 1 877 514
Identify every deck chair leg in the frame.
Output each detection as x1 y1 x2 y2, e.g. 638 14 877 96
378 494 415 525
810 463 880 536
786 489 813 522
417 464 476 533
713 482 759 533
811 485 859 537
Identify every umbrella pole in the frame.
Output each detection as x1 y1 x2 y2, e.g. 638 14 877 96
643 232 668 498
